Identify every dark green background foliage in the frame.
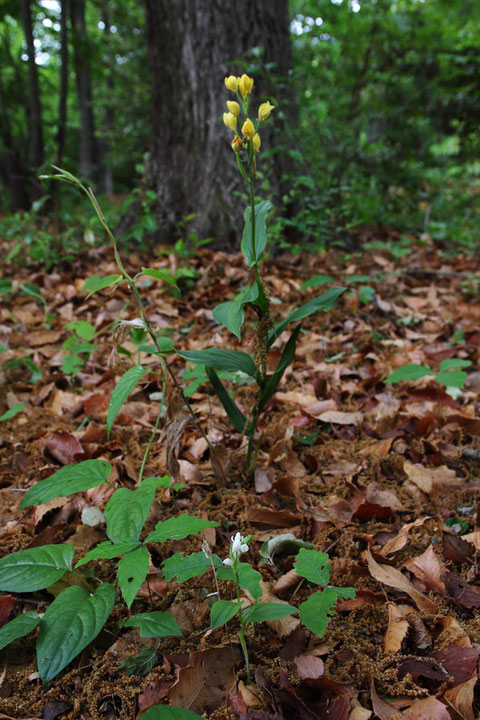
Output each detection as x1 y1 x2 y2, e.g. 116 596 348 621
0 0 479 252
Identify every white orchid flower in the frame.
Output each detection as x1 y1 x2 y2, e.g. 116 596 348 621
223 532 249 566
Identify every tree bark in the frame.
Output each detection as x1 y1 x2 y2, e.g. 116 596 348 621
56 0 69 168
144 0 295 247
70 0 96 182
21 0 44 193
97 2 114 195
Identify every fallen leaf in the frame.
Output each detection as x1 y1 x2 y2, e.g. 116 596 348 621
401 696 450 719
403 545 445 594
384 604 409 655
294 654 324 680
369 679 399 720
443 676 477 720
379 517 429 557
403 461 463 494
0 596 15 626
365 549 437 614
443 571 480 609
44 431 84 465
318 410 363 426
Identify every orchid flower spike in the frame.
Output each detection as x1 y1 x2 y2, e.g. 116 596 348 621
223 532 250 566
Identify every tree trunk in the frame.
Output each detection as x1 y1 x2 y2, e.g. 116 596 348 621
56 0 69 168
144 0 295 247
70 0 96 182
21 0 44 195
97 2 114 195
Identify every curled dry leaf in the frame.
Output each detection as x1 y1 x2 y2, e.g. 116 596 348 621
365 549 437 614
294 654 324 680
318 410 363 426
384 604 409 655
45 430 84 465
401 696 450 719
258 581 300 638
403 545 445 595
365 482 403 510
379 517 429 557
442 676 477 720
403 460 463 494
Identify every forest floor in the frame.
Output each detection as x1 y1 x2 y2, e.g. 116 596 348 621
1 230 480 720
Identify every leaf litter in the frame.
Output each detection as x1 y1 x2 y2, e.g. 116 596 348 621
0 237 480 718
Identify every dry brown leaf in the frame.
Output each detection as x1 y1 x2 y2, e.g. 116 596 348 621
401 696 450 719
258 581 300 637
349 702 372 720
168 645 242 714
443 676 477 720
403 545 445 595
272 568 301 594
365 549 437 614
365 482 403 510
294 654 324 680
44 430 84 465
403 460 463 494
369 679 399 720
318 410 363 426
384 604 409 655
379 517 429 557
360 438 394 457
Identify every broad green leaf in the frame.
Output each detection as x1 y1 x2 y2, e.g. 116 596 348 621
119 646 157 676
386 364 434 383
37 584 115 683
75 540 140 568
0 279 12 295
212 302 245 341
83 274 123 299
241 200 273 266
120 611 181 638
234 284 259 303
205 368 247 433
145 514 219 544
65 320 95 340
107 364 148 437
117 546 150 608
299 274 335 291
139 705 204 720
439 358 471 372
0 545 74 592
330 586 356 601
210 600 241 629
0 611 41 651
20 459 112 509
298 587 343 638
0 402 25 422
141 267 178 288
268 287 347 347
294 548 330 586
162 551 221 583
218 562 262 600
104 476 157 543
242 602 297 623
436 369 468 388
21 282 45 304
260 534 313 564
258 325 301 413
178 348 257 378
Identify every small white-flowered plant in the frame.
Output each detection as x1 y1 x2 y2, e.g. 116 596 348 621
223 532 250 566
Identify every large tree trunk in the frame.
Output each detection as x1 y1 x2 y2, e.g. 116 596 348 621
70 0 96 182
97 2 114 195
144 0 295 246
21 0 44 197
56 0 69 168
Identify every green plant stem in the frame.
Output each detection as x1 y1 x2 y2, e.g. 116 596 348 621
234 565 251 683
138 358 167 484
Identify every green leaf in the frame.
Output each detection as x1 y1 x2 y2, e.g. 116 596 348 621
241 200 273 266
258 325 301 412
269 287 347 347
210 600 241 629
242 602 297 623
162 551 221 583
119 611 181 638
217 562 262 600
37 583 115 683
4 357 43 383
107 365 148 438
294 548 330 586
260 534 313 564
0 545 74 592
75 540 140 568
436 369 468 388
83 274 123 299
212 302 245 341
0 611 41 651
138 705 204 720
119 646 157 677
299 274 335 290
385 364 434 383
20 459 112 509
105 476 157 543
0 279 12 295
439 358 471 372
65 320 96 340
0 402 25 422
145 514 219 544
141 267 178 288
178 348 257 378
234 284 259 304
205 368 247 433
298 588 343 638
117 546 150 608
21 282 45 304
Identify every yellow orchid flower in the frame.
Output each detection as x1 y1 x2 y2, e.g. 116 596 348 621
239 74 254 99
258 101 275 122
223 112 237 132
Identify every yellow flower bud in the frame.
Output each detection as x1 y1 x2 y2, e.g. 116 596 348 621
239 74 254 99
226 101 240 117
252 133 261 154
224 75 238 92
258 101 275 122
242 118 255 140
231 136 244 154
223 112 237 132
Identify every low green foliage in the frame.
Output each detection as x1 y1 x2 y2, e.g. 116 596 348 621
386 358 472 390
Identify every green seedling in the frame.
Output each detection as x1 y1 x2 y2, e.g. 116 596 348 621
386 358 472 392
61 320 98 378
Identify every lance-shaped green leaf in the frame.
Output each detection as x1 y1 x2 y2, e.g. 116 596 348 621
218 562 262 600
298 587 354 639
212 302 245 341
75 540 141 568
20 459 112 509
205 368 247 433
82 274 123 299
120 611 182 638
178 348 257 378
241 199 273 267
0 611 41 651
107 365 148 437
139 706 204 720
117 546 150 608
268 287 347 348
258 325 301 413
299 274 335 291
0 545 74 592
37 583 115 683
210 600 242 629
242 602 297 623
294 548 330 586
141 267 178 289
145 514 219 544
0 402 25 422
162 551 222 583
104 476 157 543
386 364 434 383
